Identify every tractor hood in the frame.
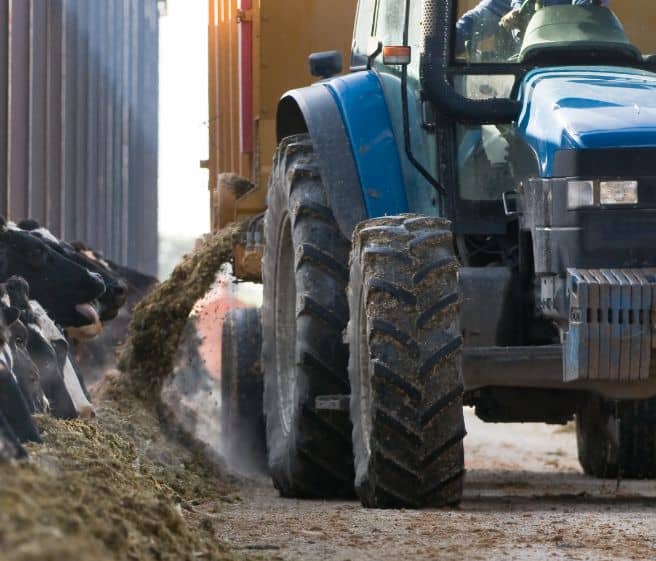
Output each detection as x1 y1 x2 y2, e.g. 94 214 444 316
516 67 656 177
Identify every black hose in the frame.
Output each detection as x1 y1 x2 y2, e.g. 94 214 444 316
401 0 446 199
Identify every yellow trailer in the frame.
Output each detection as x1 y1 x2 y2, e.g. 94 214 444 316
207 0 357 237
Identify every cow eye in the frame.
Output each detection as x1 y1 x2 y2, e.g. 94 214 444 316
15 336 24 346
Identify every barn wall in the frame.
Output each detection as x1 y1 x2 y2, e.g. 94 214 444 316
0 0 160 275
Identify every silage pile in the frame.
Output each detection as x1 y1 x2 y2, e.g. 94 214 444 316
0 225 249 561
0 374 238 561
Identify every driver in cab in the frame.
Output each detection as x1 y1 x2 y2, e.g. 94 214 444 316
456 0 610 55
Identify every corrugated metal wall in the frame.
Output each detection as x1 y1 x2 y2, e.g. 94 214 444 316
0 0 159 275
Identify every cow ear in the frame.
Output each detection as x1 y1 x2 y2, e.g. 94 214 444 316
1 306 20 327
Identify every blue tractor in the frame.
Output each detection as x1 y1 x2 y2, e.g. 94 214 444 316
228 0 656 508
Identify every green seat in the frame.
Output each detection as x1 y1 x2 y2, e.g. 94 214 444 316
519 5 641 63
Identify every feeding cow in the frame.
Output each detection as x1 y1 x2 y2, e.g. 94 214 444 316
5 277 94 419
29 299 95 418
6 284 77 419
7 315 49 415
17 219 128 328
0 217 141 460
0 295 44 443
0 281 49 415
0 353 41 443
0 219 106 328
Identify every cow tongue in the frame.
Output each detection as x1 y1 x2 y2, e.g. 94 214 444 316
75 303 100 324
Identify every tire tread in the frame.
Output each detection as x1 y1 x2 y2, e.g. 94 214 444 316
348 214 466 508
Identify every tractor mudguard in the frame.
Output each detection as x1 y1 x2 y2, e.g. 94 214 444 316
277 71 408 239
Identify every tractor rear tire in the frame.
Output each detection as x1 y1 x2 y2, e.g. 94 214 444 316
262 134 354 498
577 395 656 479
221 307 266 473
347 215 466 508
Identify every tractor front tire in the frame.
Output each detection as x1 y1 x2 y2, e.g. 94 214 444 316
347 215 466 508
262 134 354 498
221 307 266 473
577 394 656 479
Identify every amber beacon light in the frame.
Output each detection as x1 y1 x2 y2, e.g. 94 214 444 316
382 45 411 65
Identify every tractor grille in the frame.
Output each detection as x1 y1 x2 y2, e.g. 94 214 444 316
564 268 656 382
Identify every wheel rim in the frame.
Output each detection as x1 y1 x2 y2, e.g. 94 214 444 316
358 288 373 462
274 216 297 436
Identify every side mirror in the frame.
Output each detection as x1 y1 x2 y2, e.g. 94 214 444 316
309 51 342 79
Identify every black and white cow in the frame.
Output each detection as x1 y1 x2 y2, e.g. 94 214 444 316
17 220 127 325
0 294 44 443
0 281 49 415
5 277 91 419
0 218 106 328
30 299 95 418
0 219 141 459
0 353 41 443
5 310 49 415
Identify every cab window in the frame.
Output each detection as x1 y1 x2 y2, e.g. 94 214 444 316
353 0 377 63
375 0 405 45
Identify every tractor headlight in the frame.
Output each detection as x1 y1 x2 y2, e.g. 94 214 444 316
567 179 639 209
600 180 638 206
567 180 595 209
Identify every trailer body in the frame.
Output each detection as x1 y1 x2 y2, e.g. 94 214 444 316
207 0 357 233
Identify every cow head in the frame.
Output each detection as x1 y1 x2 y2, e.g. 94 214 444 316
5 277 77 419
9 320 48 415
0 283 46 414
0 221 106 327
18 221 128 323
25 322 77 420
0 350 41 443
